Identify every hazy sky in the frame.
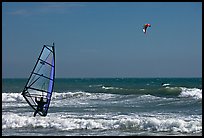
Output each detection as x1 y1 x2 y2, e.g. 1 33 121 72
2 2 202 78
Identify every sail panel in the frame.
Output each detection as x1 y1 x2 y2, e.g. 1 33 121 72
22 44 55 116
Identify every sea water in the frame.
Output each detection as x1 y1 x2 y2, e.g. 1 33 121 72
2 78 202 136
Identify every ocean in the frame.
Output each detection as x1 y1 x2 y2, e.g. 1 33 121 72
2 78 202 136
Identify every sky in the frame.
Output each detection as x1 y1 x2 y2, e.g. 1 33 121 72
2 2 202 78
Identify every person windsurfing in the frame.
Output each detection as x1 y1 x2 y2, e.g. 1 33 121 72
143 23 151 34
33 97 47 117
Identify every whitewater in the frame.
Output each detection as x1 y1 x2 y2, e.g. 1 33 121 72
2 78 202 136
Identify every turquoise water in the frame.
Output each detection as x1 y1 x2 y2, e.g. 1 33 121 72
2 78 202 136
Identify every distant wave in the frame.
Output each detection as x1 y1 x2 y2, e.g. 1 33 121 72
101 86 123 90
161 87 202 100
1 91 118 104
89 84 103 87
178 87 202 100
2 112 202 134
89 84 124 90
2 87 202 103
2 93 24 102
51 91 117 101
162 83 170 87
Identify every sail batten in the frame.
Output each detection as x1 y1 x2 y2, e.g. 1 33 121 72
32 72 54 81
22 44 55 117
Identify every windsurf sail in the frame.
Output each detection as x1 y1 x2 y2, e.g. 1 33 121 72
22 43 55 116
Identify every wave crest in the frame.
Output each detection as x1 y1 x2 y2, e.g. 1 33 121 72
2 112 202 134
178 87 202 100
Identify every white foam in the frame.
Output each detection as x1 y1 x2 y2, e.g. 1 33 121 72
162 83 170 87
102 86 123 90
138 94 161 100
178 87 202 100
52 91 92 100
52 91 117 101
2 93 24 102
2 91 116 102
2 112 202 134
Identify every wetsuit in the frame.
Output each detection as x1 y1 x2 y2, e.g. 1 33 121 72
33 97 47 117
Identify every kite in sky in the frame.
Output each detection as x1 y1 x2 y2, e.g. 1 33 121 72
143 24 151 34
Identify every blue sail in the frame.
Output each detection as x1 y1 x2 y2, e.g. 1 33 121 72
22 44 55 116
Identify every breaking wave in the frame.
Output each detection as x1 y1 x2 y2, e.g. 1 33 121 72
178 87 202 100
2 112 202 134
2 86 202 103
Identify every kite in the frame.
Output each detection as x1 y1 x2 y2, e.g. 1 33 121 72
143 24 151 34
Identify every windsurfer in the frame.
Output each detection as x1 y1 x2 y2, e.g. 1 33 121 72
33 97 47 117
